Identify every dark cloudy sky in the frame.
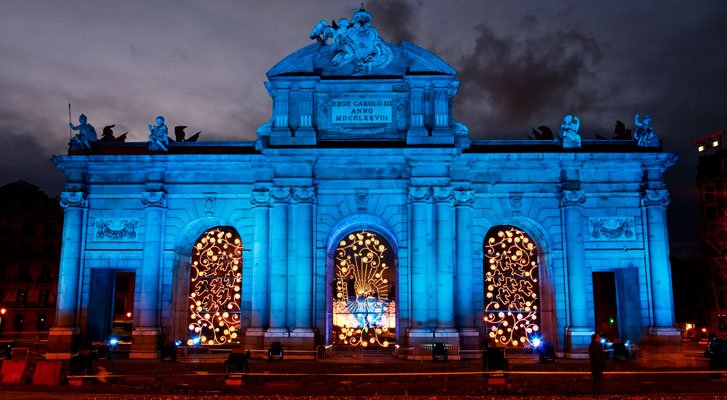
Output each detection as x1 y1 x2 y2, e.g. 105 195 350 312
1 0 725 246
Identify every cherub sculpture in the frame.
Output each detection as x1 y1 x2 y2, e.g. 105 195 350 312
633 113 660 147
558 114 581 148
68 114 97 149
148 116 170 151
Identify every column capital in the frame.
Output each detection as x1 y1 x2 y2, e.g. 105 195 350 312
141 191 167 208
291 186 316 203
433 186 453 202
271 186 291 203
408 186 431 202
642 189 670 207
561 189 585 207
59 191 88 209
250 187 272 207
453 188 474 206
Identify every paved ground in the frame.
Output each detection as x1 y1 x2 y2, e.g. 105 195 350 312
1 352 726 399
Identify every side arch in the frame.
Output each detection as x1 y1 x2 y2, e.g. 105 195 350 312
480 216 558 349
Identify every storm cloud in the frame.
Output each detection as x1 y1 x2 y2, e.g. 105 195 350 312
0 0 724 245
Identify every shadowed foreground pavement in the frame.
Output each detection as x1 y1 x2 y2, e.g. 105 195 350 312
1 353 726 399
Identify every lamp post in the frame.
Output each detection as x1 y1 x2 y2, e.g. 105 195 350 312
0 308 6 336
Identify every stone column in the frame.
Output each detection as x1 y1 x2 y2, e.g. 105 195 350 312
408 88 427 137
47 191 87 359
642 189 679 338
433 187 457 342
561 189 592 354
454 188 478 347
266 187 290 337
131 190 167 358
291 186 316 347
408 186 433 344
245 187 271 348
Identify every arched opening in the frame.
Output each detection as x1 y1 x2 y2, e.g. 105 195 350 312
484 226 541 347
187 227 242 345
332 230 396 348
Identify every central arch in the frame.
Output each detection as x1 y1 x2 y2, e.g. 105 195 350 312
324 214 400 348
331 230 396 348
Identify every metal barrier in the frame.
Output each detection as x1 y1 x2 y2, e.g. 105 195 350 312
409 343 460 359
504 347 536 356
317 344 363 360
178 346 211 357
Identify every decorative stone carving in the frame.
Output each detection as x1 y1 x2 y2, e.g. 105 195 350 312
250 187 272 207
408 186 431 202
292 186 316 203
59 191 88 209
588 217 635 241
355 189 368 212
94 218 139 241
203 192 216 214
141 191 167 208
271 186 292 203
633 113 660 147
558 114 581 148
308 4 393 75
510 192 523 215
561 189 586 207
642 189 670 207
433 186 453 202
454 188 474 206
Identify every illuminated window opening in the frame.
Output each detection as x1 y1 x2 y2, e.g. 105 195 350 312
713 140 719 148
187 227 242 345
698 145 705 152
332 230 396 348
484 226 540 347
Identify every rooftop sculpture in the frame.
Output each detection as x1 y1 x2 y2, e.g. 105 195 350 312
68 114 97 149
148 116 170 151
558 114 581 148
309 4 393 75
634 112 660 147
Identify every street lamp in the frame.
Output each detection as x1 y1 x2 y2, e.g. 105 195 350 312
0 308 6 336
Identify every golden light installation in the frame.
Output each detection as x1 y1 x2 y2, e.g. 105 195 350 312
484 226 540 347
333 231 396 348
187 227 242 345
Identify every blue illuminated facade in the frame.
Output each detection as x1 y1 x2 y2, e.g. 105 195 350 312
49 7 679 359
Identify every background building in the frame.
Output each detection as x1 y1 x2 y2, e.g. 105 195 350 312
0 180 61 342
694 130 727 334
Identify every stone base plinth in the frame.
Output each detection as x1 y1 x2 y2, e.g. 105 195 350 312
406 328 434 346
130 328 160 359
459 328 481 357
643 326 682 354
433 328 460 345
46 327 81 359
564 327 594 359
243 328 266 351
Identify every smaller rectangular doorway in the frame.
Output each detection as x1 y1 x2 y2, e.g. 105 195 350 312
111 272 135 342
593 272 619 339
